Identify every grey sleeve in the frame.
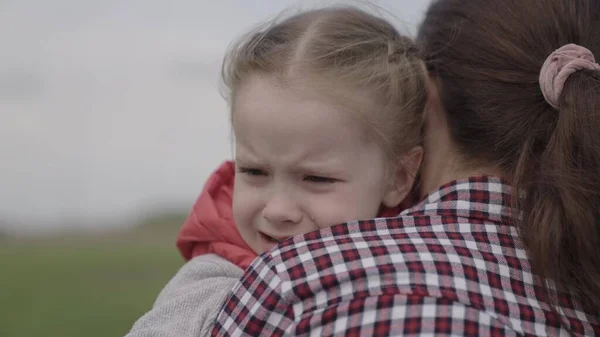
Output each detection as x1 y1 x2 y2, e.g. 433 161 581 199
124 254 244 337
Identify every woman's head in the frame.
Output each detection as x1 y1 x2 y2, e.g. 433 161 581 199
418 0 600 311
221 7 428 254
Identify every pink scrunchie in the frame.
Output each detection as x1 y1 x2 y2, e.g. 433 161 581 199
539 43 600 109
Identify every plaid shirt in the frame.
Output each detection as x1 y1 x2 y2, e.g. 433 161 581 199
211 177 600 336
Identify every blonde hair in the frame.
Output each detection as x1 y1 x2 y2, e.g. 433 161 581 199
222 6 427 162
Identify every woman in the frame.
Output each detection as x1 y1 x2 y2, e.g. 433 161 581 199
211 0 600 335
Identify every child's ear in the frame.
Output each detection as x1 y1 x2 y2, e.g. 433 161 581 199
382 146 423 208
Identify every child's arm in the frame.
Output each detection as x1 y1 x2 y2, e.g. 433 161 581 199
125 254 243 337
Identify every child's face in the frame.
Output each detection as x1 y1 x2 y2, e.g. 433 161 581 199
231 75 406 254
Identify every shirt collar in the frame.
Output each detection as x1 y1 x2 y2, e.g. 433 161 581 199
401 176 513 224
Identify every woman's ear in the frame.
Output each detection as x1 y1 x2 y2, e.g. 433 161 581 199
382 146 423 208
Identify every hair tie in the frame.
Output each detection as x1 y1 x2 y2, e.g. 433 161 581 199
539 43 600 109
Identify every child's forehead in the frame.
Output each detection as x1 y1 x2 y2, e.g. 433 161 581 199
233 73 377 128
234 136 389 177
232 111 385 171
232 73 386 154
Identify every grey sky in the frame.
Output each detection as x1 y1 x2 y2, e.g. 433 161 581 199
1 0 431 235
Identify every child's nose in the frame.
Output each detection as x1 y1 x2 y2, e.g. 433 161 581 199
262 193 303 226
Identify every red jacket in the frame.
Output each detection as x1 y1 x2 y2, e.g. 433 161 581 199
176 161 408 270
176 161 256 269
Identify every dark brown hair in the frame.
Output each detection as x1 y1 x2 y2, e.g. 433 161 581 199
418 0 600 312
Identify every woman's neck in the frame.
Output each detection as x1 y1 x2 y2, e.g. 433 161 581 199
420 77 505 198
419 146 504 199
419 105 504 198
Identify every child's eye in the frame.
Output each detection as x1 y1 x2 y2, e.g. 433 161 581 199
304 175 337 183
238 167 267 176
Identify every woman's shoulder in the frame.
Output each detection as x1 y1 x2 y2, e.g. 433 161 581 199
258 213 597 335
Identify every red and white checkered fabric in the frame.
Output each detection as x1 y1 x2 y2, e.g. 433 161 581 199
211 177 600 336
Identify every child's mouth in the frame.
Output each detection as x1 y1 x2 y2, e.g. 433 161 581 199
260 232 280 243
258 232 282 252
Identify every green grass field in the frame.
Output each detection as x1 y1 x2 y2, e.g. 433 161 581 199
0 218 186 337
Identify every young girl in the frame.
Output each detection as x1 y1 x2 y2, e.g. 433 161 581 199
127 6 427 337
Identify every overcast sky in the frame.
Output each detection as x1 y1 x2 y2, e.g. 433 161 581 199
1 0 432 235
